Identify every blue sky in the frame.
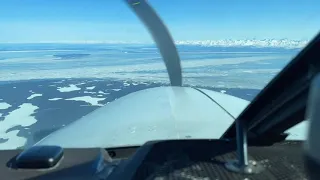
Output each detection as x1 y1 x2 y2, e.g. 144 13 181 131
0 0 319 43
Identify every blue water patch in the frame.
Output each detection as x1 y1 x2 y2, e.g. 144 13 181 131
180 53 275 61
53 53 91 59
123 69 167 74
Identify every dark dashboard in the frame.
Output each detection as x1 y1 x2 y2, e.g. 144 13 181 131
1 139 305 180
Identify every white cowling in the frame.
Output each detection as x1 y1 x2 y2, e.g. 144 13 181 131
36 86 250 148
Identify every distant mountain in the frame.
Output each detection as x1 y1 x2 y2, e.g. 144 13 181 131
0 38 309 52
175 39 308 49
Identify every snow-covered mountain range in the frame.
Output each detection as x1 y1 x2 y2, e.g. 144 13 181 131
175 39 309 49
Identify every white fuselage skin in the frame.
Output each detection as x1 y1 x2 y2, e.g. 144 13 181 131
36 86 250 148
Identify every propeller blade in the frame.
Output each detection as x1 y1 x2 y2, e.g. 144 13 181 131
125 0 182 86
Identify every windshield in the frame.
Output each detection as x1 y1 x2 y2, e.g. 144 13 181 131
0 0 319 149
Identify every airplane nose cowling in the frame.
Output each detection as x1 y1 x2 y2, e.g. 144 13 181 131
36 86 249 148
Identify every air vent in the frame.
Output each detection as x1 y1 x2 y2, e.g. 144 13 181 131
14 145 63 169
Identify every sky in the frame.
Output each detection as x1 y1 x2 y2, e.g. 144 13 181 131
0 0 319 43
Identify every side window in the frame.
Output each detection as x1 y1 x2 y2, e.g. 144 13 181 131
285 120 309 140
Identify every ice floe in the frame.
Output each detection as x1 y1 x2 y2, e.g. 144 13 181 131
48 98 63 101
98 91 109 95
65 96 105 106
0 103 39 149
57 84 81 92
0 102 11 110
27 93 42 100
86 86 95 90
